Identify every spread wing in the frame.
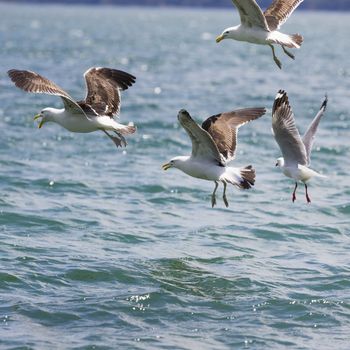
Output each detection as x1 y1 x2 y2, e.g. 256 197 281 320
272 90 308 166
81 67 136 117
7 69 87 117
264 0 303 31
302 95 327 165
202 108 266 163
178 109 225 166
231 0 269 30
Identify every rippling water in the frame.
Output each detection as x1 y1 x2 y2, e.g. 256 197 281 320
0 3 349 349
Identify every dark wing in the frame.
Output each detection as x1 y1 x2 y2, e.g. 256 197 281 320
264 0 303 31
231 0 269 30
272 90 308 166
178 109 225 166
202 108 266 163
7 69 87 117
302 95 327 165
81 67 136 117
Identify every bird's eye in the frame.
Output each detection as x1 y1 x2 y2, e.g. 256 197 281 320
225 31 229 34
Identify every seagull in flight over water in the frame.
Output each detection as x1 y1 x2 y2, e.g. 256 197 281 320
8 67 137 148
272 90 327 203
163 107 266 208
216 0 304 69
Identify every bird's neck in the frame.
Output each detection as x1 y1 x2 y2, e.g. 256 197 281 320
46 108 65 122
174 156 191 172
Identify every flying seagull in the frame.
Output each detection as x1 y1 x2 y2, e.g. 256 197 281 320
216 0 304 69
162 107 266 207
8 67 137 147
272 90 327 203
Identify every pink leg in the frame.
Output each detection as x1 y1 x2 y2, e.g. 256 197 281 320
292 182 298 203
305 184 311 204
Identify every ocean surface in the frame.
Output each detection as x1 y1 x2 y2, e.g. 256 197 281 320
0 3 349 349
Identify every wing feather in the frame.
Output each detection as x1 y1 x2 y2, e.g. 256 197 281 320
7 69 86 116
272 90 307 166
264 0 303 31
302 95 327 165
82 67 136 117
178 110 224 166
202 108 266 163
231 0 269 30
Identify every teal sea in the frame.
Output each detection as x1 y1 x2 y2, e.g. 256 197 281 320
0 3 349 349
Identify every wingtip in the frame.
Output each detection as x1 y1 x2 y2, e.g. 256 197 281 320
273 90 289 114
7 69 17 79
321 94 328 110
177 109 193 123
276 89 287 99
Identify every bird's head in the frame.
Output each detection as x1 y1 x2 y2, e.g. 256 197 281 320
33 108 56 128
162 156 187 171
216 28 235 43
275 157 285 167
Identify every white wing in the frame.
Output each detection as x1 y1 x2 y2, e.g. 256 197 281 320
272 90 307 166
178 110 225 166
302 95 327 165
231 0 270 30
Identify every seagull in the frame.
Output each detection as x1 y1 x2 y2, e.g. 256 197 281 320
162 107 266 207
272 90 327 203
216 0 304 69
8 67 137 148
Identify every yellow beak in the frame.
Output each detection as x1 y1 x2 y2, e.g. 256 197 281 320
216 35 224 43
162 163 171 171
33 114 44 128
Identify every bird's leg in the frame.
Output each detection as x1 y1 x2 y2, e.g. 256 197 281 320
102 130 124 148
305 183 311 204
282 45 295 60
223 181 229 208
292 182 298 203
114 131 127 147
269 44 282 69
211 181 219 208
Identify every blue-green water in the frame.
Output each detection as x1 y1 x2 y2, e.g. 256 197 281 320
0 3 349 349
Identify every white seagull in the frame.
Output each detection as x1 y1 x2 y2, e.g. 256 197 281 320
216 0 304 69
8 67 137 148
272 90 327 203
162 107 266 207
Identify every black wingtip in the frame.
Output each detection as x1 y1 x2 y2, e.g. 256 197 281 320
321 94 328 110
273 90 289 114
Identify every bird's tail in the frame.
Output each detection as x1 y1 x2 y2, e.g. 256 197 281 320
222 165 256 190
290 33 303 48
299 165 327 180
239 165 256 189
270 32 303 49
119 122 137 135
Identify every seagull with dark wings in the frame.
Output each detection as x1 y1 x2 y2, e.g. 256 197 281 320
8 67 137 147
216 0 304 69
162 107 266 207
272 90 327 203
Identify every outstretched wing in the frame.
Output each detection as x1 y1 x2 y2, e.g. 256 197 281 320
202 108 266 163
272 90 308 166
178 109 225 166
264 0 303 31
7 69 87 117
302 95 327 165
82 67 136 117
231 0 269 30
